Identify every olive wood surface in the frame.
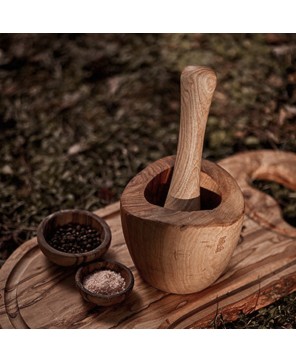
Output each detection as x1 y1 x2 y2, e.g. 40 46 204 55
1 150 296 328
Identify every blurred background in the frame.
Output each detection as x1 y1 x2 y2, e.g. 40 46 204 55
0 34 295 328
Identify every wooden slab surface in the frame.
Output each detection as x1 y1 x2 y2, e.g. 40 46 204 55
1 150 296 328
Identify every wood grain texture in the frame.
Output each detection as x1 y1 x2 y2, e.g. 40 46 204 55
121 155 244 294
1 150 296 329
165 66 217 211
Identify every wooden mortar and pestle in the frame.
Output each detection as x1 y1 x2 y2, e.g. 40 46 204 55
120 66 244 294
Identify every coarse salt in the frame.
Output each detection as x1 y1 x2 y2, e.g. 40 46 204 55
83 269 126 295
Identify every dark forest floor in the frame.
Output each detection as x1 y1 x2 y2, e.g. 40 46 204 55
0 34 296 328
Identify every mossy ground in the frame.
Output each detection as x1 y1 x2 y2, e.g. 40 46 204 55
1 34 295 328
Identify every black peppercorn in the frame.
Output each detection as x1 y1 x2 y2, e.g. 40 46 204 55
48 223 102 253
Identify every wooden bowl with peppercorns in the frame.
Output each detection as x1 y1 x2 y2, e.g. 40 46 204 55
75 260 134 306
37 209 111 267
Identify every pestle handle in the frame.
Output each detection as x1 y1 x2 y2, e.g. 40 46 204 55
164 66 217 211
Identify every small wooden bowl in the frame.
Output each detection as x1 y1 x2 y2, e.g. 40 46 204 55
37 209 111 267
75 260 134 306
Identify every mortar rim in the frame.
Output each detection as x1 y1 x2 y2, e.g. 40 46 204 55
120 155 244 227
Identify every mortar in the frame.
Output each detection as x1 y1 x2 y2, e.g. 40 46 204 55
120 66 244 294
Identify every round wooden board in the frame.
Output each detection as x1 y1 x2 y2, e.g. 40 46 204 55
0 241 80 328
1 150 296 329
219 149 296 238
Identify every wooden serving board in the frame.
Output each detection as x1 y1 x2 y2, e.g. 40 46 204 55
1 150 296 328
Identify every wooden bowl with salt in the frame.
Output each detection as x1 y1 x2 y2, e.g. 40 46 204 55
75 260 134 306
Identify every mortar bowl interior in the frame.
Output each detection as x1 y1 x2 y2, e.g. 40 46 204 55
144 166 222 211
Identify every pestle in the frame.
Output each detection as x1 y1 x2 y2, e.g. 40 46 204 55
165 66 217 211
120 65 245 294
